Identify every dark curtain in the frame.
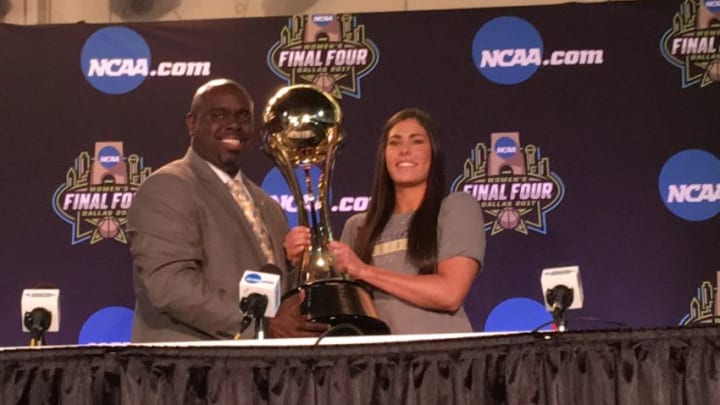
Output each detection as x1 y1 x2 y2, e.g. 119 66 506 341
1 327 718 405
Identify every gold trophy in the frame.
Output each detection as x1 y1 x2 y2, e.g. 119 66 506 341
262 85 389 335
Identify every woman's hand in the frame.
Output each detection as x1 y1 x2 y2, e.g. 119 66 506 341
328 241 369 279
284 226 311 265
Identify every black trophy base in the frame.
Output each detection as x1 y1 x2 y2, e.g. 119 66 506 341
283 279 391 336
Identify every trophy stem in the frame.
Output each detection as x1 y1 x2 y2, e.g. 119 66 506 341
302 165 323 250
302 165 318 229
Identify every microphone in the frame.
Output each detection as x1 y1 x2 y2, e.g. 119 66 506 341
540 266 584 332
237 264 282 339
21 285 60 346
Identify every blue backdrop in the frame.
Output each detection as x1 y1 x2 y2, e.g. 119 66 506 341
0 0 718 346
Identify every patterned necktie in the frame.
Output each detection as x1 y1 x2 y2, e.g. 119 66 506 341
227 179 275 264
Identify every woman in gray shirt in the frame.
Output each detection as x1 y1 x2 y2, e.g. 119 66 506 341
287 108 486 334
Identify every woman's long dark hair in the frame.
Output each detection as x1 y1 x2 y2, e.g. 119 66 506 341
352 108 446 275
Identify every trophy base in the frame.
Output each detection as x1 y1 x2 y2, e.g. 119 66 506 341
284 280 391 336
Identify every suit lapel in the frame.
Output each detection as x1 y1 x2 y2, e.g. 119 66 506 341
184 149 266 264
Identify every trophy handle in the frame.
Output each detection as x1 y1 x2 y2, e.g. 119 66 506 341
318 127 343 243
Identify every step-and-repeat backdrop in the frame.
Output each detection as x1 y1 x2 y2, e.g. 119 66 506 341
1 0 718 346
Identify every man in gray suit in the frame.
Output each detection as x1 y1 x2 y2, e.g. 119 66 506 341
128 78 328 342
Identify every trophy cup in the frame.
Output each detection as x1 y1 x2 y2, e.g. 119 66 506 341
262 85 390 335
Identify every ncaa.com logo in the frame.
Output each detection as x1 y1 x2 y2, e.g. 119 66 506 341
81 26 212 95
658 149 720 221
471 16 604 85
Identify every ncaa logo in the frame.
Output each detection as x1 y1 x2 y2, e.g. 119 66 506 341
494 136 518 159
658 149 720 221
705 0 720 13
471 16 543 85
81 27 151 95
98 146 122 169
312 14 335 26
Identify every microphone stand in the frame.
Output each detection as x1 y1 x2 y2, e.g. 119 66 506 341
239 293 269 339
29 333 46 347
255 315 268 340
551 309 568 332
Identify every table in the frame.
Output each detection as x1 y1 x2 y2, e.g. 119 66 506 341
1 326 718 404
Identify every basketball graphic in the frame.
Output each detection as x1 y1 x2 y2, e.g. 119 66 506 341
497 207 521 229
707 60 720 82
312 73 336 93
97 217 121 239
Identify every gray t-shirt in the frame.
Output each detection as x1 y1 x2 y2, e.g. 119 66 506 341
340 192 486 334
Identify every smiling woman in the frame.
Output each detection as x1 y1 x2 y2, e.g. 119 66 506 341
343 109 449 276
384 118 433 191
280 108 487 334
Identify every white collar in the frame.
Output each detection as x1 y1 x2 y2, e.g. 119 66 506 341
205 161 243 185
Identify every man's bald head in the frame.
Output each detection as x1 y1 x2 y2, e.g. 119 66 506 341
189 78 253 115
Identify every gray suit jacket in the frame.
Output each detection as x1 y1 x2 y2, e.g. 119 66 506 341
127 148 290 342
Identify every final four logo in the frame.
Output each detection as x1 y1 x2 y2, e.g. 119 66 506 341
452 133 565 235
52 142 152 245
680 271 720 325
661 0 720 88
267 14 379 98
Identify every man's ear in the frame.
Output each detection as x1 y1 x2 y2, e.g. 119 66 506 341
185 112 195 136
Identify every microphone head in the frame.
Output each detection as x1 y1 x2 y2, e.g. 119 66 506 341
547 285 574 319
23 308 52 334
239 267 282 318
540 265 583 312
21 288 60 333
32 282 58 289
258 263 282 276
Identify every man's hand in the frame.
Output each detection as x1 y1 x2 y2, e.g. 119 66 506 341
267 289 330 338
284 226 311 266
